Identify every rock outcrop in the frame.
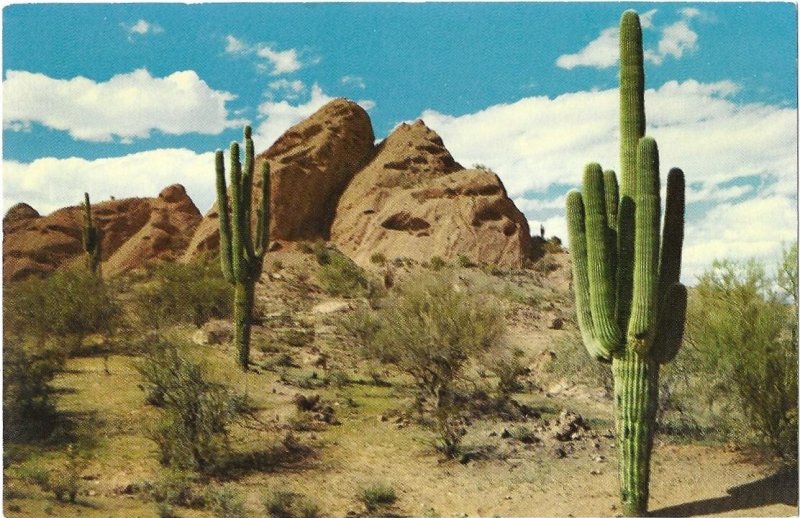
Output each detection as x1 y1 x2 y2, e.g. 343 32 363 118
3 184 201 282
183 98 375 259
330 120 533 267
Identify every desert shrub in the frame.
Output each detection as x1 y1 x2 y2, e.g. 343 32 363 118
678 250 798 459
544 236 563 254
206 484 247 518
318 250 368 297
370 252 386 265
311 242 331 265
150 468 202 508
364 273 504 456
429 255 447 271
137 341 251 472
338 308 381 348
545 327 613 394
359 483 397 514
457 255 476 268
3 340 65 441
487 350 527 396
132 260 232 330
263 490 321 518
3 269 119 352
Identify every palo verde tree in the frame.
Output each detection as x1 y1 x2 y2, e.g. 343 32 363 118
565 10 687 516
215 126 270 370
82 192 102 276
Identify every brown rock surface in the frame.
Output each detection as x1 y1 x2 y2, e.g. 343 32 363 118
330 120 533 267
183 98 375 260
3 184 201 282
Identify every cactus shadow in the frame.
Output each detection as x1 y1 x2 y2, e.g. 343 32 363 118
650 466 798 517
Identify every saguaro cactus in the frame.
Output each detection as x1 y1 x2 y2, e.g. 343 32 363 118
565 10 687 516
216 126 270 370
82 192 101 276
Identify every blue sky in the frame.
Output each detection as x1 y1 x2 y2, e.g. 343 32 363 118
3 3 797 282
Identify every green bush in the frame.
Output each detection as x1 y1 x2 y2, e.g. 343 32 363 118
206 484 247 518
678 249 798 459
137 341 251 472
3 269 119 352
318 250 368 297
364 273 504 456
132 260 232 330
263 490 321 518
150 468 200 507
21 445 87 503
359 483 397 514
370 252 386 265
429 256 447 271
3 340 65 441
456 255 475 268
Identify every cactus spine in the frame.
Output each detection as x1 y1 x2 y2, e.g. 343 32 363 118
82 192 101 276
216 126 270 370
565 10 687 516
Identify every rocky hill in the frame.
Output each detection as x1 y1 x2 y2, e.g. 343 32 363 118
3 185 201 282
4 98 537 281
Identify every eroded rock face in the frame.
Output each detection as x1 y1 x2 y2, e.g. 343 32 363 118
3 184 201 282
330 120 533 267
183 98 376 260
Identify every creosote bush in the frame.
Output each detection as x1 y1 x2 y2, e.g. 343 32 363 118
3 269 119 353
3 340 65 441
363 273 504 456
136 340 252 472
132 260 233 330
318 249 369 297
359 483 397 514
263 490 321 518
677 249 798 460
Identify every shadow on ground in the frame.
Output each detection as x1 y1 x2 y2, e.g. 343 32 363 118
651 466 798 517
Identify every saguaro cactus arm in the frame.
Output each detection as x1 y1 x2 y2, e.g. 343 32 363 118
216 150 234 283
81 192 101 275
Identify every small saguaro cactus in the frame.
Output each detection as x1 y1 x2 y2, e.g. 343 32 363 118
82 192 101 276
565 10 687 517
216 126 270 370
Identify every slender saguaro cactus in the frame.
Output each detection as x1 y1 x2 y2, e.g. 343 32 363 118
82 192 101 276
566 10 687 516
216 126 270 370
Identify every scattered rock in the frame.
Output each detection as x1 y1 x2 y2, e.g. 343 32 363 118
552 410 589 441
191 319 234 346
551 446 567 459
500 428 512 439
549 317 564 330
311 300 351 314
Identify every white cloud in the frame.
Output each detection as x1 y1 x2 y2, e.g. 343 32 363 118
268 79 306 100
224 35 304 75
649 20 698 65
122 19 163 39
341 75 366 89
556 27 619 70
3 69 243 142
682 196 797 282
418 79 796 282
256 46 302 75
252 84 375 149
557 9 700 70
3 149 218 216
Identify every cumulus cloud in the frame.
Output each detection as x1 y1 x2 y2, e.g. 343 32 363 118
419 79 796 281
3 69 243 142
252 84 375 148
224 35 304 75
121 19 163 39
556 27 620 70
268 79 306 100
3 149 218 216
557 9 699 69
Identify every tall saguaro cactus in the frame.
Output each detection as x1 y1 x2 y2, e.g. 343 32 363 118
216 126 270 370
82 192 101 276
566 10 687 516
